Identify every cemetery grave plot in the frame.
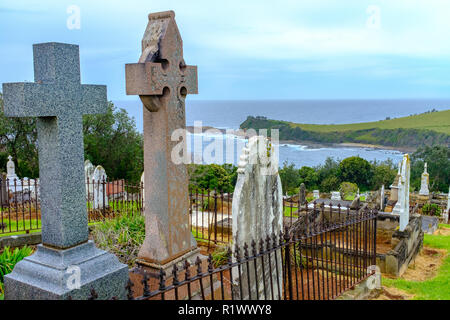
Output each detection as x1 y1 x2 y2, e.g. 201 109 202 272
0 178 144 235
123 206 377 301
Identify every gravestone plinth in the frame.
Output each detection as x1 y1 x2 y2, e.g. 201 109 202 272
125 11 202 275
2 42 128 299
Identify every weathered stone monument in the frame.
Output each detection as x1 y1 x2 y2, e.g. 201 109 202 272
380 184 385 210
125 11 200 272
299 183 306 205
2 42 128 299
419 162 430 196
232 135 283 299
392 154 411 231
313 190 320 199
389 161 402 202
92 165 108 209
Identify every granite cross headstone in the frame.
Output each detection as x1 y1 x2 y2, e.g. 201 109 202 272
125 11 199 270
2 42 128 299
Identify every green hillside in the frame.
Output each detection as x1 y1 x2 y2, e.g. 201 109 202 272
240 110 450 149
288 109 450 135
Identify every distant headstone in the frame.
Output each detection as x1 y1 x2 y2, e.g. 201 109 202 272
380 184 385 210
232 135 283 299
140 171 145 209
350 196 360 210
92 165 108 209
392 154 411 231
6 156 19 191
313 190 320 199
1 173 8 205
84 160 95 201
389 161 402 202
331 191 341 201
419 162 430 196
125 11 200 272
299 183 306 205
444 186 449 224
2 42 128 299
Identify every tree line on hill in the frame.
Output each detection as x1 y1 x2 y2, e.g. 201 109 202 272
278 145 449 195
240 116 450 149
186 145 449 195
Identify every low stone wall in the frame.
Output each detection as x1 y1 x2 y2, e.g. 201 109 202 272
376 214 424 277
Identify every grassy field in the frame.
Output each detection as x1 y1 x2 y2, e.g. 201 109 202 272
288 109 450 135
382 224 450 300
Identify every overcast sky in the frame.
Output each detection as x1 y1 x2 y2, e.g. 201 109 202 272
1 0 450 100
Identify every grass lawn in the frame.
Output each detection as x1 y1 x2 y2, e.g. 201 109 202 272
288 109 450 135
382 224 450 300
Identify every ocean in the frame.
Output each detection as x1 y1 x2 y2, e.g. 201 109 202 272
113 99 450 168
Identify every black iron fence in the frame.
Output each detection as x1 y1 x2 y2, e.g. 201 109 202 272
0 177 144 235
127 206 378 300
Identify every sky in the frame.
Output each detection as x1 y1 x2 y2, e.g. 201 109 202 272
1 0 450 101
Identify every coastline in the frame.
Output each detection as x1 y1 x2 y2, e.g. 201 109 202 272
186 126 411 153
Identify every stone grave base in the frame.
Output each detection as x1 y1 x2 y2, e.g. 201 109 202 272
375 214 424 277
4 240 129 300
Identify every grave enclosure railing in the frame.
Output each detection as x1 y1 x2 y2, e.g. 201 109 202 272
0 177 144 235
127 206 378 300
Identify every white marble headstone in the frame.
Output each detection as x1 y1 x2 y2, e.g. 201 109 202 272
232 135 283 299
92 165 108 209
331 191 341 201
313 190 320 199
392 154 411 231
419 162 430 196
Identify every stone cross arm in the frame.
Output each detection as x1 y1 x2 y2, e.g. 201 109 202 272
125 62 197 97
2 82 106 118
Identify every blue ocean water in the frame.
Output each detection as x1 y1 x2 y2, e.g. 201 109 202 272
114 99 450 168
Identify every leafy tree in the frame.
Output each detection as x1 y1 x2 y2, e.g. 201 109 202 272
298 166 319 190
0 93 38 178
411 145 449 192
83 102 143 183
337 156 373 190
370 159 397 190
188 164 236 193
320 175 340 193
339 181 358 199
279 161 300 195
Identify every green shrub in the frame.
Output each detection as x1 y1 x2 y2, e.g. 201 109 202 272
91 212 145 267
211 245 231 267
422 204 442 216
0 246 33 283
339 181 358 200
